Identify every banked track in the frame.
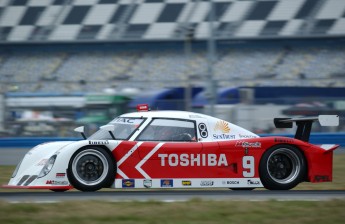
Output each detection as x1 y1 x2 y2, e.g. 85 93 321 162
0 190 345 203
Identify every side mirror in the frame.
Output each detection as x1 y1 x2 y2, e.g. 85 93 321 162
100 124 116 140
74 126 86 139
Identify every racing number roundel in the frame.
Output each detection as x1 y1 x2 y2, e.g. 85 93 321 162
198 123 208 138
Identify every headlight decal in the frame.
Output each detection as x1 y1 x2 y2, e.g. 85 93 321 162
38 155 57 178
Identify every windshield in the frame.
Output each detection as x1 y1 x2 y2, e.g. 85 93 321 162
88 117 145 140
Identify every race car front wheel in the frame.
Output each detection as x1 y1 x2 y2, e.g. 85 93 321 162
259 145 306 190
67 147 116 192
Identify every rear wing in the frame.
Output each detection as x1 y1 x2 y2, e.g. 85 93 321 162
274 115 339 142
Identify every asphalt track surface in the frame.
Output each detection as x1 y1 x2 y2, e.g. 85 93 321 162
0 190 345 202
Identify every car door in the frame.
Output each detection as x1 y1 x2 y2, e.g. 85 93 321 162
135 118 204 178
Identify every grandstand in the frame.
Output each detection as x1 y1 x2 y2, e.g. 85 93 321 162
0 0 345 42
0 42 344 92
0 0 344 92
0 0 345 136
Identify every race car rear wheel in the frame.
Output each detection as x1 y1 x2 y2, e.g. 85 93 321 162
259 145 306 190
67 147 116 192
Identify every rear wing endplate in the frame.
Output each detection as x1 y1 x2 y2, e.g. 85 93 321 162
274 115 339 142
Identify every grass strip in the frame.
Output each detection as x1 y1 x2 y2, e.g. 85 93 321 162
0 199 345 224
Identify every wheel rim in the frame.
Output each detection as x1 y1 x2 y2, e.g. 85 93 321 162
72 149 108 186
267 148 301 184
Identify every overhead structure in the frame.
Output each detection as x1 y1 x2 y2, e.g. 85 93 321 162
0 0 344 43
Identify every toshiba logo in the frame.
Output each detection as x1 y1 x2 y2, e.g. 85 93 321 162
158 154 228 167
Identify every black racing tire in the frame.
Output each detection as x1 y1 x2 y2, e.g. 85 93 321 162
259 145 306 190
67 147 116 192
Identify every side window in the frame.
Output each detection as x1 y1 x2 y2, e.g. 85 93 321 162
137 119 196 142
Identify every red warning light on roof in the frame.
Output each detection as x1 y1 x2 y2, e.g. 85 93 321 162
137 104 149 112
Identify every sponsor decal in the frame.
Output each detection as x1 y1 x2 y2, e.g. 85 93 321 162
314 175 330 182
274 138 294 143
36 159 48 166
182 180 192 186
214 120 230 133
239 134 257 139
200 180 214 186
158 154 228 167
189 115 203 118
114 118 135 123
143 179 152 188
122 179 135 188
247 180 260 185
213 134 236 140
46 180 69 185
222 180 240 185
198 123 208 138
56 173 66 178
235 141 261 148
161 179 173 187
244 148 249 155
89 140 109 145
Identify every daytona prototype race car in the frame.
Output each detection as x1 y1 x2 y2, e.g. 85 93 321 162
4 105 339 191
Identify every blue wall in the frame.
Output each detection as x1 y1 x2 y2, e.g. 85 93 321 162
260 133 345 147
0 137 81 148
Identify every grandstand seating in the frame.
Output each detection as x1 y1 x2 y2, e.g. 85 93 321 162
0 0 344 92
0 44 344 92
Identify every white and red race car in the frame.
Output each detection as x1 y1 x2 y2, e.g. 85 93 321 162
4 105 339 191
